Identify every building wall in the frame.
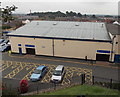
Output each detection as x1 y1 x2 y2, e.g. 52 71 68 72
54 39 111 60
9 37 53 56
9 36 112 60
115 35 120 54
35 38 53 56
113 35 120 63
9 37 36 53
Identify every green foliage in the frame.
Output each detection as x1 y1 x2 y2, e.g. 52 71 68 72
2 25 11 29
39 85 119 95
28 11 83 18
2 89 18 97
2 5 18 22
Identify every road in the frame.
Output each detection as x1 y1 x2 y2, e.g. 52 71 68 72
2 52 119 80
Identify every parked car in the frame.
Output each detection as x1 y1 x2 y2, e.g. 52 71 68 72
51 65 65 83
0 43 9 52
30 65 48 82
7 41 11 46
0 39 4 44
3 39 9 44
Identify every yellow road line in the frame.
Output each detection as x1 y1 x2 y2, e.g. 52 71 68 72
2 60 93 85
22 64 37 81
41 66 55 83
1 61 13 72
61 69 73 85
4 62 26 79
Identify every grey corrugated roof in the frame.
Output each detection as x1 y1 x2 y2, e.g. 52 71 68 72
9 20 111 41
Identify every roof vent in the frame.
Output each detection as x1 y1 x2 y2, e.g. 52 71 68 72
37 22 39 25
53 22 57 25
101 24 104 27
75 23 79 26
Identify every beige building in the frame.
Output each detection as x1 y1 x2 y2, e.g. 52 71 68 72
8 21 120 63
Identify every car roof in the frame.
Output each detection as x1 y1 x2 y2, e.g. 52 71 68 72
36 65 46 70
55 65 64 71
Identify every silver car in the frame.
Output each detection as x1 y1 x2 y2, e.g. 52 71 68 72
0 43 9 52
51 65 65 83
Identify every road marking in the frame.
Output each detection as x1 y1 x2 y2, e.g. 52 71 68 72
82 69 92 84
41 65 56 83
1 61 12 72
2 60 93 85
22 63 38 81
4 62 27 79
11 61 20 69
61 67 74 85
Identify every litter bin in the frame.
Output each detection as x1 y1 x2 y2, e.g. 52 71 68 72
19 79 29 93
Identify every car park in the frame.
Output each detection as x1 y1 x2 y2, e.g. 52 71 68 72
51 65 65 83
30 65 48 82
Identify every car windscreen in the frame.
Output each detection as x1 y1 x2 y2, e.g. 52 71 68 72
0 39 4 44
53 70 62 76
34 69 42 74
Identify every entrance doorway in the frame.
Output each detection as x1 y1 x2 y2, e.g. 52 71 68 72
96 54 110 61
26 48 35 55
19 48 22 54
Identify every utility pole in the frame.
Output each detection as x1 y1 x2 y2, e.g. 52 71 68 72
30 10 31 15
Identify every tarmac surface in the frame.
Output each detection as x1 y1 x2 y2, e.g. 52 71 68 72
1 52 120 94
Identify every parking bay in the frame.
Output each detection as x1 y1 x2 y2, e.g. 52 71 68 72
2 60 92 86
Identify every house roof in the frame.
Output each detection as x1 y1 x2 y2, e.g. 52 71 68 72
8 20 111 41
106 23 120 35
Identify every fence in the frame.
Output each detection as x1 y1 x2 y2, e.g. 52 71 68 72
92 76 120 90
2 74 120 96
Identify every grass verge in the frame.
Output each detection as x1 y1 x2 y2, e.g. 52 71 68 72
39 85 119 95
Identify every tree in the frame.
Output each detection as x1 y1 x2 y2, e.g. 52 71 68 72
84 14 87 17
2 5 18 23
66 11 77 17
66 11 69 16
78 13 82 17
92 14 96 18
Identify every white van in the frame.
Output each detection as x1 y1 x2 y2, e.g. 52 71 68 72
51 65 65 83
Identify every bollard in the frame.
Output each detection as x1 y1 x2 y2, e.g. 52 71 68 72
81 74 85 85
110 79 112 88
92 76 94 85
54 83 56 90
37 86 38 94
